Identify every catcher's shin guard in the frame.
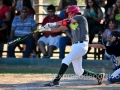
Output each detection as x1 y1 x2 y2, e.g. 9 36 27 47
111 55 119 71
108 68 120 83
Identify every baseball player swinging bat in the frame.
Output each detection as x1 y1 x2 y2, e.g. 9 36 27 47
8 30 40 45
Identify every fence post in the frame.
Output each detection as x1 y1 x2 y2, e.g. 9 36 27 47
34 0 43 28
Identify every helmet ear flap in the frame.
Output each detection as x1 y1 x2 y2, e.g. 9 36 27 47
64 12 73 18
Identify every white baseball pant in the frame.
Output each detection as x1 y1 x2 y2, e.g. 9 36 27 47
62 41 88 75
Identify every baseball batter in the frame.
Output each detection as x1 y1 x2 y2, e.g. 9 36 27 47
40 5 104 86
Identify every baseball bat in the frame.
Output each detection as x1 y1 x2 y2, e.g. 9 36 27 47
8 30 39 45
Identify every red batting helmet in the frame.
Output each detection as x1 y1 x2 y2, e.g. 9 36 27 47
65 5 81 18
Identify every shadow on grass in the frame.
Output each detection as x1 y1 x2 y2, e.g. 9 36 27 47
0 65 75 74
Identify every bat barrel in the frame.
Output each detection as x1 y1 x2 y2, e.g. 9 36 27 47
7 30 39 45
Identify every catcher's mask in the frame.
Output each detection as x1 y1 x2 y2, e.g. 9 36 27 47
65 5 81 18
110 31 120 45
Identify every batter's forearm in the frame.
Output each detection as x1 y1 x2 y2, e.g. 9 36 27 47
51 26 68 33
56 21 62 26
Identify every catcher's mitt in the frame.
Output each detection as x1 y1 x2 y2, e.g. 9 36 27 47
116 56 120 66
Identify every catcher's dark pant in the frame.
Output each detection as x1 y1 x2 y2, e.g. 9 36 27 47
8 36 34 58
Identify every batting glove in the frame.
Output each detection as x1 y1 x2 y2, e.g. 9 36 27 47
40 26 51 32
44 22 56 28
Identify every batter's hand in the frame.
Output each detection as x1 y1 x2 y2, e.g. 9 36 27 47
44 22 56 28
40 26 51 32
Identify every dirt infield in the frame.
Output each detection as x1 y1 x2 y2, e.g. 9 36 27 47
0 74 120 90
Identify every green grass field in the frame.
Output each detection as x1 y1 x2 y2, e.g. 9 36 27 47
0 65 74 74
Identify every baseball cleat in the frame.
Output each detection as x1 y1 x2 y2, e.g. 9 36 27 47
44 81 60 87
96 73 105 85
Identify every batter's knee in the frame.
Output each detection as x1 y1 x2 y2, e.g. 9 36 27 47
62 59 71 66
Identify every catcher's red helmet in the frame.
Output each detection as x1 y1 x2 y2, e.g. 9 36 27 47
65 5 81 17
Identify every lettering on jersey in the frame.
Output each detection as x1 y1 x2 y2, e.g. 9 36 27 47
70 22 78 31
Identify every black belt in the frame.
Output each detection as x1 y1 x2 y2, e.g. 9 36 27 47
72 41 87 44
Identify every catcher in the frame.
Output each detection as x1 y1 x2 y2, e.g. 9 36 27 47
89 30 120 83
105 31 120 83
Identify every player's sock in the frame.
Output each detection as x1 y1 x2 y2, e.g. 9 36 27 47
53 63 68 82
82 69 98 78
